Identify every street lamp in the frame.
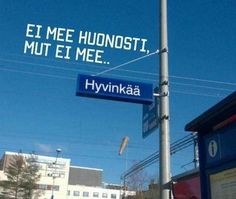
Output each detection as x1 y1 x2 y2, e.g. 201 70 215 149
118 136 129 156
55 148 62 159
119 137 129 199
51 148 62 199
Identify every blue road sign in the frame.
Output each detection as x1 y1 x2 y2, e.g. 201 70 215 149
76 74 153 104
142 87 159 138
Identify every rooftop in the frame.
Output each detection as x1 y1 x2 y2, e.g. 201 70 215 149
185 91 236 133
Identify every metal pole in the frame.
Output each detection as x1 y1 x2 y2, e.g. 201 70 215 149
193 135 199 168
119 137 129 199
159 0 171 199
51 149 61 199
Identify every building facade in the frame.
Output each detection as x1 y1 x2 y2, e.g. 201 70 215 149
67 184 123 199
0 151 135 199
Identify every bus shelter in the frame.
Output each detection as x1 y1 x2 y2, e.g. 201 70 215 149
185 91 236 199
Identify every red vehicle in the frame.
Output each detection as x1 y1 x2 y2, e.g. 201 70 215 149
172 169 201 199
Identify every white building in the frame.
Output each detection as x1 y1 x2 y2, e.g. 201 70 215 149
0 151 135 199
67 184 123 199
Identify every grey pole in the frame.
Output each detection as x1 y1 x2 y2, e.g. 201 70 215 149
51 148 62 199
159 0 171 199
119 137 129 199
193 134 199 168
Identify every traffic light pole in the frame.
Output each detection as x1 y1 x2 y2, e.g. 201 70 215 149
159 0 171 199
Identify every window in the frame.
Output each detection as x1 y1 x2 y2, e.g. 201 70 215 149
59 171 65 178
93 192 99 197
73 191 80 196
52 185 59 191
102 193 108 198
47 171 65 178
47 185 52 190
67 190 70 196
111 194 116 199
47 163 65 170
38 184 47 190
37 184 59 191
83 191 89 197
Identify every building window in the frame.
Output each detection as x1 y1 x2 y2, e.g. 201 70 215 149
93 192 99 197
47 185 52 190
111 194 117 199
83 191 89 197
37 184 59 191
52 185 59 191
38 184 47 190
73 191 80 196
59 172 65 178
102 193 108 198
67 190 70 196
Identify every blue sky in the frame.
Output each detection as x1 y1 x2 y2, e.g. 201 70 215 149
0 0 235 184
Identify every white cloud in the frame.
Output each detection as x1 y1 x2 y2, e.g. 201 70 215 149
35 143 53 153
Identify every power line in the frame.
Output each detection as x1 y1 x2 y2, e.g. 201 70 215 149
0 65 233 99
171 82 234 92
0 66 76 80
94 50 159 76
0 131 156 151
172 90 225 98
0 146 138 163
0 130 197 165
170 75 236 86
1 56 236 87
121 134 197 179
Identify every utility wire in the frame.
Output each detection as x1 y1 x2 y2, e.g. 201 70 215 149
0 132 155 151
170 75 236 86
172 82 234 92
93 50 159 76
0 58 83 73
0 68 229 99
121 134 197 179
1 56 236 87
172 90 225 98
0 65 233 97
0 56 236 86
0 66 76 80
